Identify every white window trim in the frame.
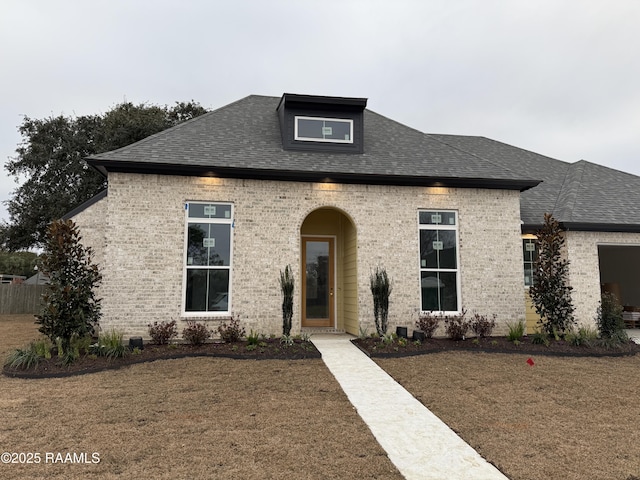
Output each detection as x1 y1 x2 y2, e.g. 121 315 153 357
181 201 234 317
418 210 462 314
294 116 354 144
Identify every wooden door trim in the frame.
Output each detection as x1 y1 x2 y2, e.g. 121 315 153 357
301 236 336 328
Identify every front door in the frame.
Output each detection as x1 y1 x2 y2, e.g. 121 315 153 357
302 237 335 327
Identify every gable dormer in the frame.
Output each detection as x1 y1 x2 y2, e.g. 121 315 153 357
277 93 367 154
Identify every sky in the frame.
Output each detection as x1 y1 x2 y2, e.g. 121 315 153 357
1 0 639 225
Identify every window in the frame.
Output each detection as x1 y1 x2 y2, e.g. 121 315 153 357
419 210 459 312
523 238 537 287
294 116 353 143
183 202 233 314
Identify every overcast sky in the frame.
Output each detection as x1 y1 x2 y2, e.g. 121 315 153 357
1 0 639 225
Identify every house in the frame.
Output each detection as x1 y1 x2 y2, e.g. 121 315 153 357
66 93 640 338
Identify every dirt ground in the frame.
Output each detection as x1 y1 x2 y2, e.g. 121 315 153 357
377 352 640 480
0 315 401 479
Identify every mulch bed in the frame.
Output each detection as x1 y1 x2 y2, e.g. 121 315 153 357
3 339 321 379
353 335 640 358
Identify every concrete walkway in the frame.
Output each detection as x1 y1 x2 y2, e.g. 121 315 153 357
311 334 508 480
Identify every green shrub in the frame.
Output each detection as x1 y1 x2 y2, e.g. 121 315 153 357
529 214 576 336
470 312 496 338
564 325 599 347
5 345 42 369
36 219 102 354
247 329 261 346
443 310 469 341
415 312 440 339
218 316 245 343
94 330 127 359
596 292 625 339
148 320 178 345
32 337 53 359
531 331 550 346
182 322 211 346
506 320 525 342
370 266 392 335
279 265 294 336
280 334 294 346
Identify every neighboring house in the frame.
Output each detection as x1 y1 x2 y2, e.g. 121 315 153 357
66 93 640 338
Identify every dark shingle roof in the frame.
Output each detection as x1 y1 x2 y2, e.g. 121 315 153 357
430 134 640 230
88 95 540 191
85 94 640 232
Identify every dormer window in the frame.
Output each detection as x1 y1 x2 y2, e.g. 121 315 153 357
295 116 353 144
277 93 367 154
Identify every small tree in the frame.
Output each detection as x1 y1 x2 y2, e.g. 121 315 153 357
596 292 625 339
36 219 102 353
370 266 392 336
529 213 575 337
279 265 294 336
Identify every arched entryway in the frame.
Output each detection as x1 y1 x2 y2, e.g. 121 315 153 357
300 207 358 334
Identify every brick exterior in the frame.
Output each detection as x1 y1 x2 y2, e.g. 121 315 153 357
565 231 640 327
73 173 526 339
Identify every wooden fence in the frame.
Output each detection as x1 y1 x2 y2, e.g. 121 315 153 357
0 284 47 315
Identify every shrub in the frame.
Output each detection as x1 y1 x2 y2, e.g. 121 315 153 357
218 315 245 343
370 266 392 335
182 322 211 346
247 329 261 346
596 292 625 339
279 265 294 336
94 330 127 358
531 331 550 346
469 313 496 338
529 214 576 336
280 334 294 346
415 312 440 339
443 310 469 341
148 320 178 345
5 345 43 369
36 219 102 354
506 320 525 342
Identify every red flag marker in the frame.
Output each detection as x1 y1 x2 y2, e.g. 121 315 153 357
526 358 535 366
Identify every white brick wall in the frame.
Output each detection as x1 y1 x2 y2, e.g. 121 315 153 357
565 230 640 326
74 173 526 339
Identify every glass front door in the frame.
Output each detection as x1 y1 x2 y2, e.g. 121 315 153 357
302 237 335 327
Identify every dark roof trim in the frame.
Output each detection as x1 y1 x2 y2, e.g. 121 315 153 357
521 221 640 234
561 222 640 233
63 189 108 220
277 93 367 112
88 159 541 191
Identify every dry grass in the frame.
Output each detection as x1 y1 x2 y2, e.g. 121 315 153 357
0 315 401 479
377 351 640 480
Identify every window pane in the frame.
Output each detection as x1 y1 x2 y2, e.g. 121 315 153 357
298 118 323 139
187 224 230 266
185 269 230 312
438 230 457 269
207 270 230 311
439 272 458 311
421 272 457 311
420 230 438 269
324 120 351 141
419 211 456 225
420 230 456 269
185 269 208 311
188 203 232 219
524 265 534 287
305 241 330 318
296 117 352 142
